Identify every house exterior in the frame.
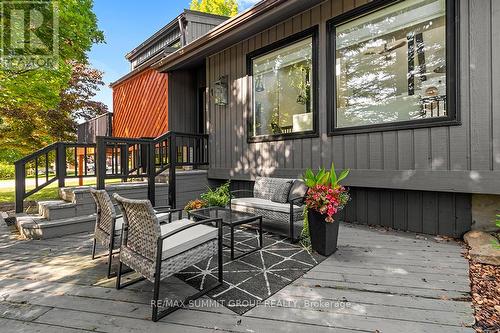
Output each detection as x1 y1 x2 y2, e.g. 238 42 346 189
110 10 229 138
149 0 500 237
76 113 113 143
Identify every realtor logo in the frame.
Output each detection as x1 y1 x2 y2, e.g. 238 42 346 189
0 0 59 70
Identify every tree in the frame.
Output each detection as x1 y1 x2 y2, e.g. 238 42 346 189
190 0 238 17
47 61 109 142
0 0 105 159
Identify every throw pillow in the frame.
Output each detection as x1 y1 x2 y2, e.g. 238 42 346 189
271 180 293 203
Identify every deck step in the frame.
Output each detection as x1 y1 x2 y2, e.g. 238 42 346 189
15 214 96 240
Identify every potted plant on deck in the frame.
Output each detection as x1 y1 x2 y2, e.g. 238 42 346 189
302 163 350 256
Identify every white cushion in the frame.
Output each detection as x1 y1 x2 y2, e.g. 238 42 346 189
231 197 302 213
160 218 218 260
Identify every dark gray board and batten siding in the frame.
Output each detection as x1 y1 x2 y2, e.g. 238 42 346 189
205 0 500 196
77 113 113 144
168 66 205 133
200 0 500 236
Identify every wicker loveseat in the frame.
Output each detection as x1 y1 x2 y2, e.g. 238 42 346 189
230 177 308 241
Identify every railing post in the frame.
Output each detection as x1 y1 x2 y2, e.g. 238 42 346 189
56 143 66 188
96 137 106 190
120 144 129 182
147 141 156 206
140 143 148 174
14 162 25 213
140 137 153 174
168 134 177 208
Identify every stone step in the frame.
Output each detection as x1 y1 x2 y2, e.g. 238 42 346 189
16 214 96 240
38 200 77 220
59 182 170 208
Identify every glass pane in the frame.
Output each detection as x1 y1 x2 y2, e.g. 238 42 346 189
335 0 447 128
252 37 314 137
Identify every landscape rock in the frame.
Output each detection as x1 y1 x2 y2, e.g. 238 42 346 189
464 230 500 266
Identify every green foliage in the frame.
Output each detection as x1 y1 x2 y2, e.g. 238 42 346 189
300 207 312 250
0 149 23 164
200 181 231 207
0 163 15 180
493 213 500 250
0 0 105 155
190 0 239 17
303 162 350 189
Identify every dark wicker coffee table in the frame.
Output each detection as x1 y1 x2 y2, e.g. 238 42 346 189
188 207 262 260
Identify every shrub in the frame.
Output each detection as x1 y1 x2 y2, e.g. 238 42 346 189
0 163 15 180
200 181 231 207
0 149 23 163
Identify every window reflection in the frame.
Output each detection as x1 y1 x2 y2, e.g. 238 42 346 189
335 0 447 128
251 37 314 137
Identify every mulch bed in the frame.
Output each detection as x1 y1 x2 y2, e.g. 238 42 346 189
467 253 500 332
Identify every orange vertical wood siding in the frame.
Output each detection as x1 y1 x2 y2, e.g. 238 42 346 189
112 68 168 138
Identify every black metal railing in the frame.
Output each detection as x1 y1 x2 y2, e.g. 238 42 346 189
95 131 209 208
15 131 208 213
14 142 96 213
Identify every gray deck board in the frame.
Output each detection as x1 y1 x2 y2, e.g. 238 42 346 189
0 222 474 332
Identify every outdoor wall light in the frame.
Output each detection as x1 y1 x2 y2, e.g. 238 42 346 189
213 75 228 106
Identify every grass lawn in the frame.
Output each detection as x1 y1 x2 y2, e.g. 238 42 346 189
0 178 121 203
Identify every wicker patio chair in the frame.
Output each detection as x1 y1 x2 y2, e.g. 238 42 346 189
113 194 223 322
90 189 171 279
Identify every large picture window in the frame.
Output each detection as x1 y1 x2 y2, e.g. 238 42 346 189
248 28 318 141
328 0 457 133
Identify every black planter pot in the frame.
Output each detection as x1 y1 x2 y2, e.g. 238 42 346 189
308 210 340 256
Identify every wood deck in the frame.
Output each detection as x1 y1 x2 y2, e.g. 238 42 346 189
0 221 474 332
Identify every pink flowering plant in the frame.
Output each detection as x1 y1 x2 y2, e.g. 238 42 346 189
300 162 350 245
301 163 350 246
304 184 349 222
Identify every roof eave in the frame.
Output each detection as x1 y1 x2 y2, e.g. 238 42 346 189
125 13 183 61
153 0 326 72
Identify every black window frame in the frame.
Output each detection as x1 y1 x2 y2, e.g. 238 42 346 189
326 0 460 136
246 26 320 143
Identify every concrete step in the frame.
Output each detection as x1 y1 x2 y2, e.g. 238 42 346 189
59 182 170 208
38 200 77 220
38 200 77 221
13 182 173 240
16 214 96 240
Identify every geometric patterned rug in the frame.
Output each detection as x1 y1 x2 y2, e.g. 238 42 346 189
175 228 325 315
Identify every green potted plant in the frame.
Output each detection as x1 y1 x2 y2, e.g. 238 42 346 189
302 163 350 256
200 181 231 207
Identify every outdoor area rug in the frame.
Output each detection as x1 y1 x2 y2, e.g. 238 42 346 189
175 228 325 315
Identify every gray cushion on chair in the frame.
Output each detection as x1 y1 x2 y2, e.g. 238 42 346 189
288 180 308 205
160 219 218 260
271 180 293 203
